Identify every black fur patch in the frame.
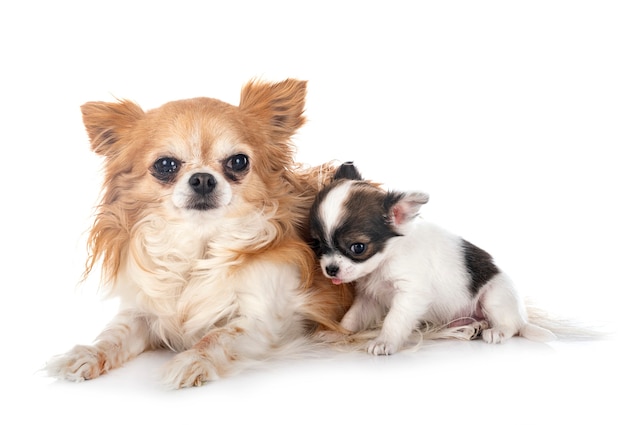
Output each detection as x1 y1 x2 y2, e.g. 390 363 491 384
309 180 399 262
333 162 362 181
462 239 499 296
334 183 399 262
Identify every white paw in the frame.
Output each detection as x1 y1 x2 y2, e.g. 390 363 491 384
467 320 489 339
162 349 219 389
46 345 106 381
367 339 397 356
482 327 514 344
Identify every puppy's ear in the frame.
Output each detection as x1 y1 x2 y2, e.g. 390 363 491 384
81 100 145 156
333 161 363 181
385 191 429 228
239 78 307 140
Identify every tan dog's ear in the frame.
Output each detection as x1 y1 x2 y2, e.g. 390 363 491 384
239 78 307 141
81 100 145 156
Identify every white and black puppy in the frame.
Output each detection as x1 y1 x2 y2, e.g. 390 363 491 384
310 163 555 355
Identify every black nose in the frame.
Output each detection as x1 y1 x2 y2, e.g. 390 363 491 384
325 264 339 277
189 173 217 195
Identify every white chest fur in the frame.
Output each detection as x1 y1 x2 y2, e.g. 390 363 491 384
111 214 304 351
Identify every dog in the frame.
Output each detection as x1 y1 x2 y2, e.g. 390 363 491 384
309 162 557 355
45 79 353 388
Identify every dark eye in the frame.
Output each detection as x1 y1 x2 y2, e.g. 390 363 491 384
226 154 249 172
152 157 181 182
350 243 367 255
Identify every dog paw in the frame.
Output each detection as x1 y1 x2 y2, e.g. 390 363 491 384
162 349 219 389
367 339 397 356
482 327 514 344
458 319 489 340
45 345 107 381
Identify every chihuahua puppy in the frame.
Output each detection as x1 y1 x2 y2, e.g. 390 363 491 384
46 79 352 388
310 163 555 355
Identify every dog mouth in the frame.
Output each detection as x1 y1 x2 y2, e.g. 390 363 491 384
186 198 219 211
323 261 347 285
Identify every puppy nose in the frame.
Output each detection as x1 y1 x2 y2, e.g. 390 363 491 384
189 173 217 195
325 264 339 277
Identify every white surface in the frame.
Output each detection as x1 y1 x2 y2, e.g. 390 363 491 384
2 1 624 424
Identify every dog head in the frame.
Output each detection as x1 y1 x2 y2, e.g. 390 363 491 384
81 79 310 282
309 163 429 284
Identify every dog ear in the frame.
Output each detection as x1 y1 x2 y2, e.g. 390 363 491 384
239 79 307 141
333 161 363 181
81 100 145 156
385 191 429 228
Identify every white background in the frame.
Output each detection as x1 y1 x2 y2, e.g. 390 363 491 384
2 1 625 424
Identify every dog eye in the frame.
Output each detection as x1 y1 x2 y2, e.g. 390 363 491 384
226 154 249 172
350 243 367 255
152 157 181 182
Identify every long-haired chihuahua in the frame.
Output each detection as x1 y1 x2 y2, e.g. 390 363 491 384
46 79 352 388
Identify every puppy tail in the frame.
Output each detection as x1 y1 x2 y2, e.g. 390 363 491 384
524 301 609 341
519 322 557 342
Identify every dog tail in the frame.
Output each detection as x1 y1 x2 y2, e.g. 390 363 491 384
524 301 608 341
519 322 557 342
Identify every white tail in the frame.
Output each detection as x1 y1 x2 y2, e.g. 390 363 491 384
524 302 608 341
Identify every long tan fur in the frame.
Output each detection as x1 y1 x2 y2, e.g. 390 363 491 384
46 79 353 388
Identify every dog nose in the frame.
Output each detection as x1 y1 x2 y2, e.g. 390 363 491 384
325 264 339 277
189 173 217 195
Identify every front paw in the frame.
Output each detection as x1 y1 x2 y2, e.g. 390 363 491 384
46 345 108 381
162 349 219 389
367 339 397 356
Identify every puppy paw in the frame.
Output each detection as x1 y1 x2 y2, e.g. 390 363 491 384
45 345 108 381
457 319 489 340
367 339 397 356
482 327 514 344
162 349 219 389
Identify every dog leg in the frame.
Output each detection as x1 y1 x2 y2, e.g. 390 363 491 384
45 309 152 381
340 293 383 333
162 320 289 389
368 292 427 355
161 327 242 388
479 274 527 343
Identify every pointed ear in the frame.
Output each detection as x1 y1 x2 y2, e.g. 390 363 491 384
333 161 363 181
239 78 307 141
81 100 145 156
385 191 430 228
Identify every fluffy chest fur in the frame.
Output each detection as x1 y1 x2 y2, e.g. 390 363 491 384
112 212 304 352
